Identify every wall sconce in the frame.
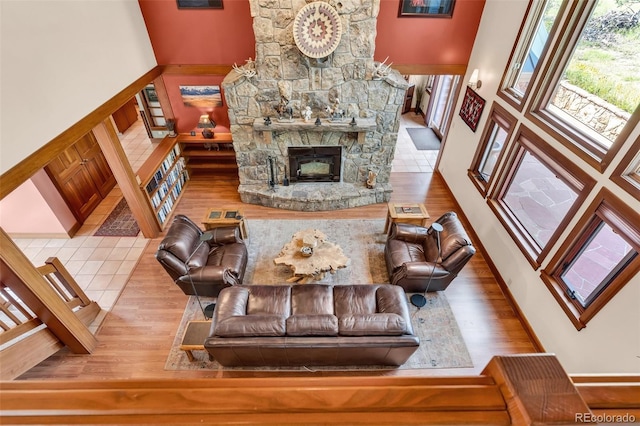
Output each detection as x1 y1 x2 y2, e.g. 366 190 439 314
197 114 216 139
468 69 482 90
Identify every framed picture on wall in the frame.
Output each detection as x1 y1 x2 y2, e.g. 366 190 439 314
459 87 486 132
398 0 455 17
177 0 223 9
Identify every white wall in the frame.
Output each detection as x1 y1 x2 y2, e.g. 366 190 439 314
0 0 157 174
439 0 640 374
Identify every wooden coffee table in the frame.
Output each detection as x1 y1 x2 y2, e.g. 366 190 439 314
384 202 430 234
274 229 350 284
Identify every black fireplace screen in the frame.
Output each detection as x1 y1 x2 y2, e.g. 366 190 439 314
288 146 341 182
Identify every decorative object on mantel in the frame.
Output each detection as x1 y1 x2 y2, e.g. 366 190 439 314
326 98 345 122
275 96 293 122
264 116 272 126
366 170 377 189
293 1 343 59
373 56 393 79
197 114 216 139
350 117 357 126
315 117 322 126
302 106 312 122
459 86 486 132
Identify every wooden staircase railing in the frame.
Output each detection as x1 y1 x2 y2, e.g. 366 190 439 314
2 354 637 425
0 257 100 380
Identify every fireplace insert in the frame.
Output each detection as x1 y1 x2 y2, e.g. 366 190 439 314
288 146 341 182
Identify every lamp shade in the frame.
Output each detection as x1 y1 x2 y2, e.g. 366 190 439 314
197 114 216 128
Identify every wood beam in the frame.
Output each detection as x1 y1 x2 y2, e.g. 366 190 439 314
160 64 234 75
0 228 97 354
0 66 163 201
392 64 467 76
92 120 160 238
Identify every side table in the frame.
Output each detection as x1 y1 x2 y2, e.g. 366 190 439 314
384 203 430 234
202 207 249 240
180 320 213 362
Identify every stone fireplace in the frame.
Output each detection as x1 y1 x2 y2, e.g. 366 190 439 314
222 0 408 211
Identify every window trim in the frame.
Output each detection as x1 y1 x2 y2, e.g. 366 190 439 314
540 188 640 330
487 125 596 268
497 0 571 112
468 102 517 196
611 136 640 200
525 0 639 173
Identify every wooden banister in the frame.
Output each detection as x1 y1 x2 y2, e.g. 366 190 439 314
2 355 635 424
0 249 100 380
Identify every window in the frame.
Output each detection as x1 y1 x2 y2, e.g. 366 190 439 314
468 103 517 195
498 0 564 110
611 136 640 200
541 188 640 330
488 126 596 267
527 0 640 171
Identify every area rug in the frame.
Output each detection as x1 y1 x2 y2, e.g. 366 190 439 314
94 198 140 237
164 219 473 371
407 127 441 151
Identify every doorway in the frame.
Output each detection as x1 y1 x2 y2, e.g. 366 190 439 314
394 74 460 174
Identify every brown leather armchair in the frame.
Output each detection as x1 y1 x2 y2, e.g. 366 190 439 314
384 211 475 293
155 214 248 297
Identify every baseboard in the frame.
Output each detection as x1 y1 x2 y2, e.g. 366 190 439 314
434 170 546 353
8 232 72 240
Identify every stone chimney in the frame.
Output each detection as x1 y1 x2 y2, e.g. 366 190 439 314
223 0 407 211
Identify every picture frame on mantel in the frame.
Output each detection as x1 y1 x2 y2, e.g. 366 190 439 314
177 0 223 9
398 0 455 17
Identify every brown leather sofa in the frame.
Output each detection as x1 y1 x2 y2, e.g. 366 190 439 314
205 284 420 367
385 211 475 293
155 214 248 297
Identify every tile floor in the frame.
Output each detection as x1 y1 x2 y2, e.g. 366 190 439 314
393 112 439 173
12 116 157 331
11 109 437 331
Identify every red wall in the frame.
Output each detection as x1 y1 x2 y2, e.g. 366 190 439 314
375 0 485 65
138 0 255 65
162 74 230 134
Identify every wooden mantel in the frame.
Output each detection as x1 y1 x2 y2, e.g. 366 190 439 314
252 117 377 144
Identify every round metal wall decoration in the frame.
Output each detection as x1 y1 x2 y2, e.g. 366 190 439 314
293 1 342 59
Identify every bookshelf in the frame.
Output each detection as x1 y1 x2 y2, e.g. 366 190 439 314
137 136 189 228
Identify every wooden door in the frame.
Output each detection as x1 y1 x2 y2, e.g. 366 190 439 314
74 133 116 198
46 145 102 222
402 85 415 114
45 133 116 222
111 98 138 133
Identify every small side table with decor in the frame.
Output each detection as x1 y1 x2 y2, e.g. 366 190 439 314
202 208 248 239
384 203 430 234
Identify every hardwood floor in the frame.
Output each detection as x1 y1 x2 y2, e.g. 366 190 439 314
19 171 539 380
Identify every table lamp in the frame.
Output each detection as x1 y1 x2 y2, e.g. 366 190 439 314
197 114 216 139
